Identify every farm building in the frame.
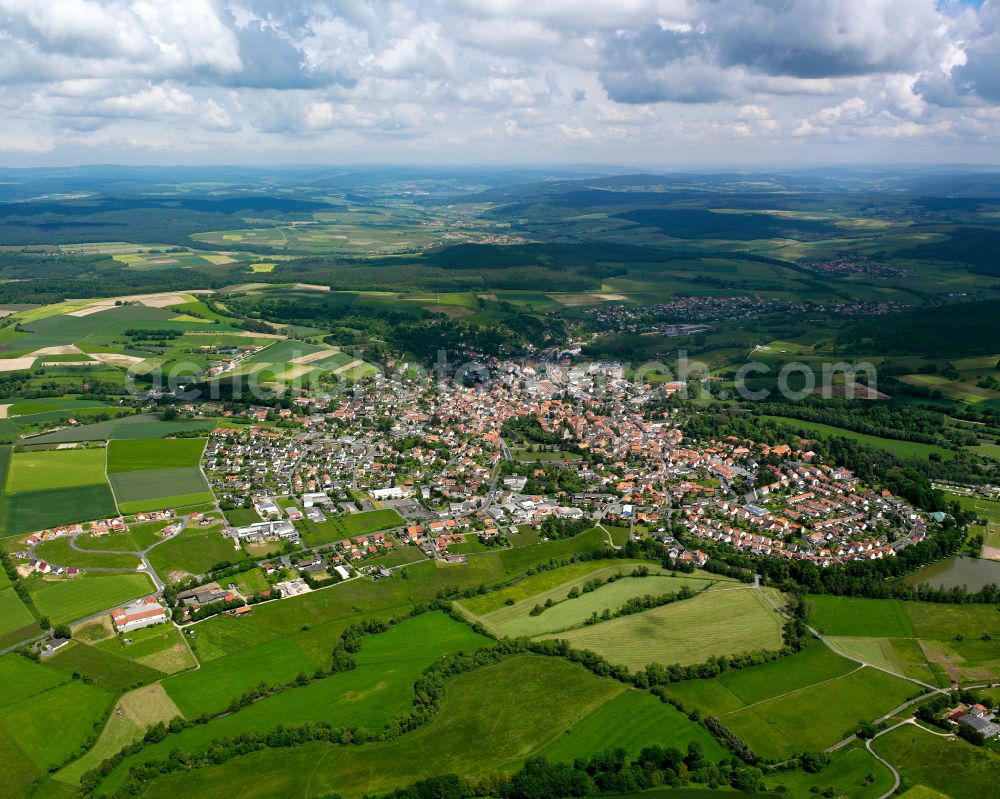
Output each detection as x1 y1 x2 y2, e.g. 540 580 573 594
177 582 232 607
112 597 168 633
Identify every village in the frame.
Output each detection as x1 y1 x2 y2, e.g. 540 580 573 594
8 354 935 646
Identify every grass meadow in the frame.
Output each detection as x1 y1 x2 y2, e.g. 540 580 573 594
764 744 895 799
457 559 682 616
477 571 718 637
498 527 609 574
95 621 196 674
0 586 37 647
101 613 490 781
54 684 183 787
760 415 955 460
721 666 916 758
0 678 112 774
135 655 629 799
543 585 785 670
107 438 207 473
5 446 108 492
538 688 725 763
806 595 916 637
28 573 154 625
299 508 406 547
872 724 1000 799
33 536 141 570
75 520 168 552
146 527 248 580
43 640 164 691
664 638 858 716
162 636 322 717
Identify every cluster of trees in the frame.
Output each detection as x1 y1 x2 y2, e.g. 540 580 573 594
502 414 574 447
837 298 1000 358
535 515 593 540
757 397 976 449
375 745 766 799
0 370 126 400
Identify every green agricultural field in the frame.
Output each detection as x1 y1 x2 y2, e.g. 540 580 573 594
130 655 630 799
161 636 324 717
107 438 207 472
664 638 858 717
75 521 167 552
499 527 609 574
764 743 895 799
298 508 405 546
477 572 717 638
110 467 212 512
0 678 112 773
825 636 942 685
807 596 1000 684
538 688 725 764
54 683 183 788
0 445 117 534
103 613 490 779
94 619 196 674
33 536 141 569
872 723 1000 799
28 573 154 625
4 446 107 492
807 595 916 637
895 786 952 799
0 653 69 708
1 483 118 537
723 666 916 758
0 586 36 647
543 585 785 670
43 640 163 691
147 528 247 580
458 559 692 616
902 601 1000 640
187 556 510 662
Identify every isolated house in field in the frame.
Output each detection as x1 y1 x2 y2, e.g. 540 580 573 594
112 598 167 633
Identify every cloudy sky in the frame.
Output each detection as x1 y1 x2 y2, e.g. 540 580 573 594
1 0 998 166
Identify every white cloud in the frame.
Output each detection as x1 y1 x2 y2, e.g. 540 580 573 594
0 0 994 163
